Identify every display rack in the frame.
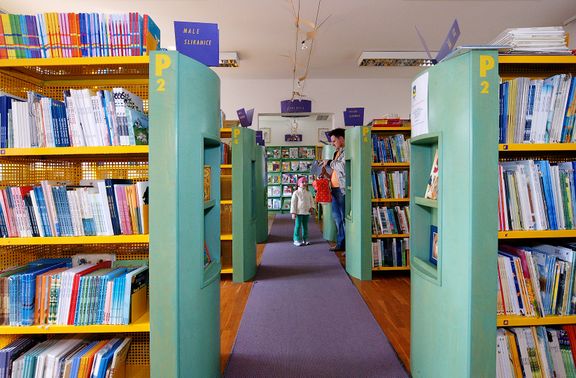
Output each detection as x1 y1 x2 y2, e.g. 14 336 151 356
409 49 499 377
0 56 151 376
149 51 221 377
266 145 316 213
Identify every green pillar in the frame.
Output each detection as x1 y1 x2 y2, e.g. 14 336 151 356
255 145 268 243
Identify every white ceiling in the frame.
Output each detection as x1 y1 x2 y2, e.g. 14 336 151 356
1 0 575 79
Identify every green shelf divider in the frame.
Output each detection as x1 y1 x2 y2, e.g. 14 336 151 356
232 127 257 282
409 49 499 377
255 145 269 243
149 51 221 378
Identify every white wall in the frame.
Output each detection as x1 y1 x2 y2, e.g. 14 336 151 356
220 78 413 145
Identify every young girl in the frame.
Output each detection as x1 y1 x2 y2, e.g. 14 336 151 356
290 176 315 246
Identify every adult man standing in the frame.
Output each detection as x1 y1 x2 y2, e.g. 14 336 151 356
322 128 346 252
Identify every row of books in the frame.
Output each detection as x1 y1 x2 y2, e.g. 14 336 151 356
371 238 409 268
371 134 410 163
280 173 313 185
1 257 148 326
0 336 130 378
497 244 576 317
0 180 149 238
496 326 576 378
499 74 576 144
266 147 316 160
498 160 576 231
371 170 408 200
0 12 160 59
371 206 410 235
1 87 147 148
268 161 312 173
220 143 231 165
267 198 292 211
491 26 571 54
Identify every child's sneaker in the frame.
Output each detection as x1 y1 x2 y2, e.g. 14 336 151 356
293 240 303 246
302 240 310 246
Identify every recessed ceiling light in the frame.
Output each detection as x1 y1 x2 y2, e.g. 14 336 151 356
219 51 239 67
358 51 436 67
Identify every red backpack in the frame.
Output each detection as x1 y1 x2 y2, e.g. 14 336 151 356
312 178 331 203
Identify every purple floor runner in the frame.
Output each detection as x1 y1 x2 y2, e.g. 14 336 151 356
224 214 408 378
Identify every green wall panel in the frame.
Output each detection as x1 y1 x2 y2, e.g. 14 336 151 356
255 145 268 243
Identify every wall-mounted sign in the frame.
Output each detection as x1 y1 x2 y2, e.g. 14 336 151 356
343 107 364 126
174 21 219 66
237 108 254 127
285 134 303 142
255 130 265 146
280 99 311 113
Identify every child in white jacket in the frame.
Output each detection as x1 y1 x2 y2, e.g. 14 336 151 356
291 176 315 246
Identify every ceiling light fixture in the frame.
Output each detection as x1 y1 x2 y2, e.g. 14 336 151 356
358 51 436 67
219 51 239 67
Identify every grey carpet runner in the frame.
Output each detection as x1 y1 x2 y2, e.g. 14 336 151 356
224 214 408 378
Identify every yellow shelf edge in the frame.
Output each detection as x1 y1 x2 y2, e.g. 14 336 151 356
373 266 410 271
220 234 233 241
372 234 410 238
221 268 233 274
372 198 410 203
0 56 150 67
220 200 233 205
220 164 232 169
371 127 412 132
220 128 232 133
499 143 576 152
0 312 150 334
498 55 576 64
0 146 149 156
371 163 410 168
0 235 149 245
497 315 576 327
498 230 576 239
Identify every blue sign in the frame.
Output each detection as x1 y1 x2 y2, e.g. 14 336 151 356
281 99 312 113
237 108 254 127
343 107 364 126
435 19 460 62
174 21 219 66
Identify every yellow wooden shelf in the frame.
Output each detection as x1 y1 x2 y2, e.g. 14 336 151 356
0 311 149 334
0 235 149 245
221 164 232 169
0 56 150 67
373 266 410 271
221 267 233 274
498 55 576 64
498 230 576 239
372 234 410 238
220 234 233 241
497 315 576 327
371 126 411 132
220 200 233 205
371 163 410 168
499 143 576 152
372 198 410 203
0 146 149 156
220 128 232 133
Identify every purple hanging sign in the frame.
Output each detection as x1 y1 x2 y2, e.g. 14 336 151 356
343 107 364 126
237 108 254 127
174 21 219 66
280 99 311 113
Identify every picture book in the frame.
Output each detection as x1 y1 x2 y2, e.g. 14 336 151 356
424 149 439 200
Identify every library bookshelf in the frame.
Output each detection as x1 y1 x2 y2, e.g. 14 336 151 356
370 122 411 271
0 56 151 376
220 126 233 273
495 55 576 374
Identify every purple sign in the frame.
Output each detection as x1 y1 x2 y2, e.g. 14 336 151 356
435 19 460 62
174 21 219 66
285 134 303 142
343 107 364 126
255 131 265 146
237 108 254 127
280 99 312 113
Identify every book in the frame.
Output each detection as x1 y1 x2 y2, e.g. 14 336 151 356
424 149 439 200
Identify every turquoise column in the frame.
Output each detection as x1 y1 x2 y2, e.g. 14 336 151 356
149 51 221 378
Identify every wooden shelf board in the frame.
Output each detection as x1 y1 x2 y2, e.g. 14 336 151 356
220 200 233 205
498 55 576 64
220 268 233 274
373 266 410 271
0 56 150 68
0 235 149 245
497 315 576 327
372 234 410 238
371 163 410 168
220 234 233 241
371 127 412 132
220 164 232 169
414 196 438 208
0 312 150 334
220 128 232 133
498 230 576 239
372 198 410 203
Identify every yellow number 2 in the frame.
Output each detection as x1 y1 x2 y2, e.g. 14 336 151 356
156 78 165 92
480 80 489 94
